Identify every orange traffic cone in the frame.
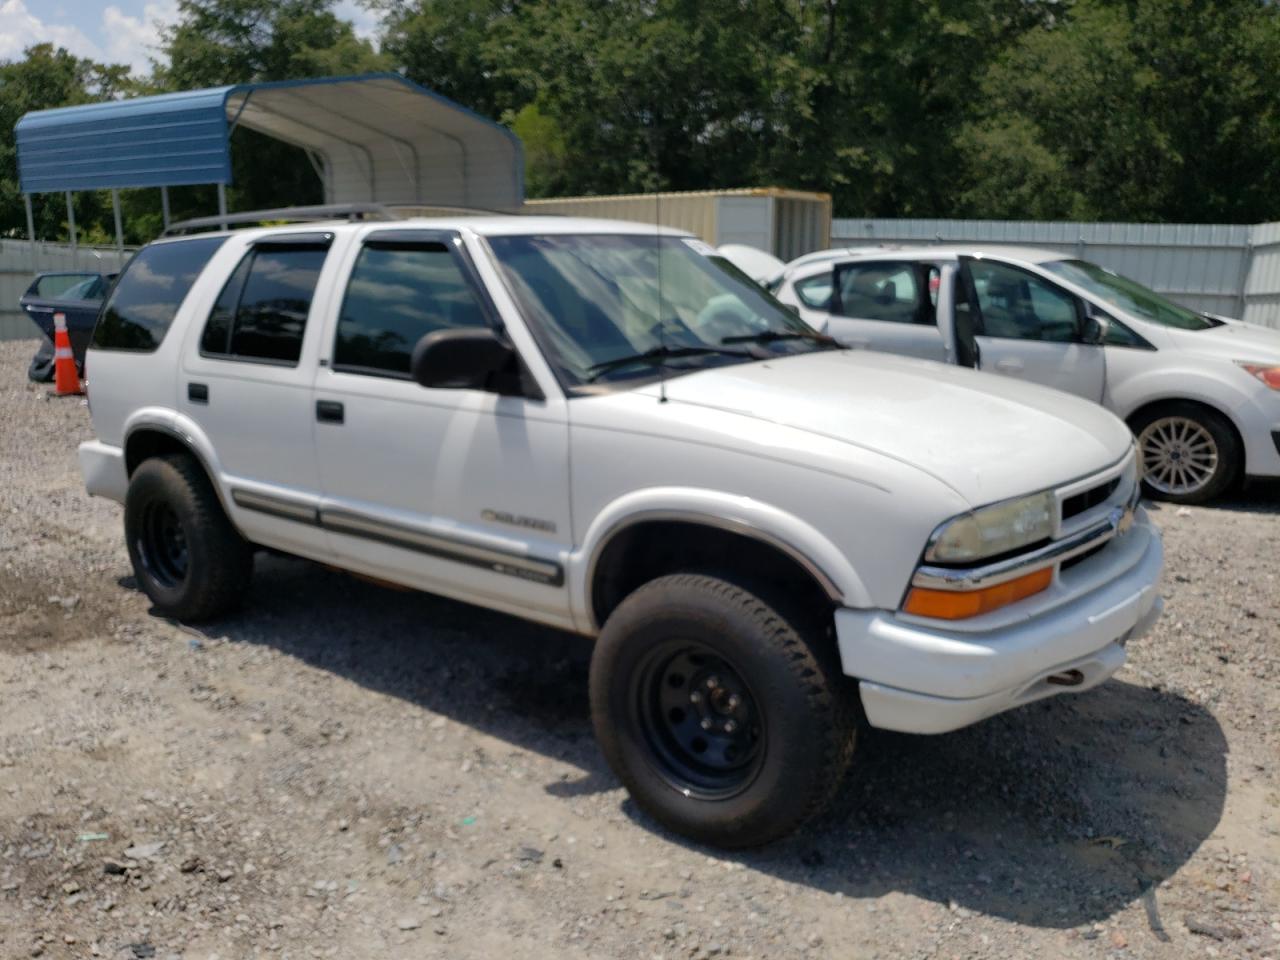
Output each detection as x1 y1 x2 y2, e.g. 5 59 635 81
53 312 82 396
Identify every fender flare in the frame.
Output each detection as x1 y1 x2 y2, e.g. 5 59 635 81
570 486 873 631
121 408 233 515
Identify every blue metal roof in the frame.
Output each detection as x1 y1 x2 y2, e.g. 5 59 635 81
14 74 524 208
16 86 237 192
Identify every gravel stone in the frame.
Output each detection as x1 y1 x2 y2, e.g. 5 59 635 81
0 340 1276 959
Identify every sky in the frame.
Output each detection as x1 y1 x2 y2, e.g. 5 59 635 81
0 0 380 73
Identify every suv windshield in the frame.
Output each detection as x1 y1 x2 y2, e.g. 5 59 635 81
486 234 832 387
1041 259 1218 331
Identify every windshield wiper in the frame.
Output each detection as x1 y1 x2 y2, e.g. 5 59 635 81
585 344 753 382
721 329 838 347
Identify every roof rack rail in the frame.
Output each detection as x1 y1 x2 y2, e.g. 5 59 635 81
163 203 395 236
163 202 520 236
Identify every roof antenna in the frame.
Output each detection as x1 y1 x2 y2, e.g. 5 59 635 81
656 188 668 403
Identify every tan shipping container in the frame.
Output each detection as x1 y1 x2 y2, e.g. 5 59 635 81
524 187 831 261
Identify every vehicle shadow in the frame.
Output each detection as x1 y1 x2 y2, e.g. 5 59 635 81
1143 478 1280 516
185 553 1226 932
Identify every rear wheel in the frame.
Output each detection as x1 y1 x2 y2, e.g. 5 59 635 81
589 573 856 848
125 454 253 621
1132 402 1240 504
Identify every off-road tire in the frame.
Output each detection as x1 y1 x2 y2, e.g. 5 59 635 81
124 454 253 621
1131 401 1240 505
589 573 857 848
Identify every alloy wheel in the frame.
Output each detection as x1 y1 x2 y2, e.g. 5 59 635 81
1138 416 1220 497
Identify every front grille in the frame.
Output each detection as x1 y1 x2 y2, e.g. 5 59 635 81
1062 477 1120 522
1060 541 1107 571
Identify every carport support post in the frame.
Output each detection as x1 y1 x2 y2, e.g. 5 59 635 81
24 194 36 276
217 183 227 229
160 186 170 230
65 192 77 255
111 189 124 262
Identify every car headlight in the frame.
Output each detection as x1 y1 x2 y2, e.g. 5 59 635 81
925 491 1054 564
1237 361 1280 390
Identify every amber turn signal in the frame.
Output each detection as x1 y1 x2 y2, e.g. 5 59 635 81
903 567 1053 620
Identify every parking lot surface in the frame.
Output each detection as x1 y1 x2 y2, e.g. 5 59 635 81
1 339 1277 960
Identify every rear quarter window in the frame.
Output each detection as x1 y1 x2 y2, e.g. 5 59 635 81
91 237 226 352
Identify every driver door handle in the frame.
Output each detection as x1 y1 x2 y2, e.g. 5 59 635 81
995 358 1024 372
316 400 345 424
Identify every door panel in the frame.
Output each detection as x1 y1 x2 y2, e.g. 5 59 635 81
961 258 1106 401
180 238 332 556
313 378 571 615
812 261 947 362
310 230 572 618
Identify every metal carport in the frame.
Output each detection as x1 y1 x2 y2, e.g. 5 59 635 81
14 73 525 262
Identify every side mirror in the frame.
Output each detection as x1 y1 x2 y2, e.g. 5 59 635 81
1081 309 1110 345
410 328 525 395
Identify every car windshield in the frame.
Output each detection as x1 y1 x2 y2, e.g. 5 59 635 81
486 234 832 387
1041 259 1217 331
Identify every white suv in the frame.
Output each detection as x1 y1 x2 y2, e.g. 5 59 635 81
79 214 1163 847
772 245 1280 503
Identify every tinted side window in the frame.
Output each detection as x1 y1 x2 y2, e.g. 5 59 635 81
968 261 1080 343
833 262 937 325
34 273 99 299
334 243 489 377
92 238 226 352
200 246 327 364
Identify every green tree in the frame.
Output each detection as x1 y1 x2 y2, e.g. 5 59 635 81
382 0 1049 212
957 0 1280 221
157 0 390 216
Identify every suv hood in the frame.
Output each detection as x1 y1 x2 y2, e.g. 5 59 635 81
637 350 1132 506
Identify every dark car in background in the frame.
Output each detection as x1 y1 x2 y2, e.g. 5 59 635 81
19 272 113 382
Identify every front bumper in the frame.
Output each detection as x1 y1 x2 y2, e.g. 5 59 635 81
835 511 1163 734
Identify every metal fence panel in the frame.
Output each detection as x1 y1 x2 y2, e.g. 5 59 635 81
1246 221 1280 330
0 240 134 342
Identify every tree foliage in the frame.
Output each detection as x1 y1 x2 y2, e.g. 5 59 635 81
4 0 1280 245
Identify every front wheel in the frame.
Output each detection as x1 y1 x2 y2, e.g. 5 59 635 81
1132 403 1240 504
589 573 857 848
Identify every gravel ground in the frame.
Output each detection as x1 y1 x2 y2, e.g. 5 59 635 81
1 337 1277 960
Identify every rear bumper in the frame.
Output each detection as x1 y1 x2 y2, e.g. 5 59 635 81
78 440 128 503
835 513 1163 734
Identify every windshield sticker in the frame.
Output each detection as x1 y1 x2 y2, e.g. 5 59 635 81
682 238 717 257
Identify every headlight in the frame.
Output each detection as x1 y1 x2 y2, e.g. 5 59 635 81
925 491 1054 564
1237 361 1280 390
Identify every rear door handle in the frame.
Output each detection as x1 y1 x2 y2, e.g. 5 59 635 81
316 400 344 424
188 383 209 404
995 358 1024 372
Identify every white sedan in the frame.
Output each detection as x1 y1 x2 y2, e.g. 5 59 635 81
769 245 1280 504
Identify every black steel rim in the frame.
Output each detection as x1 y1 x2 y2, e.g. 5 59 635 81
632 641 765 799
138 500 188 589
